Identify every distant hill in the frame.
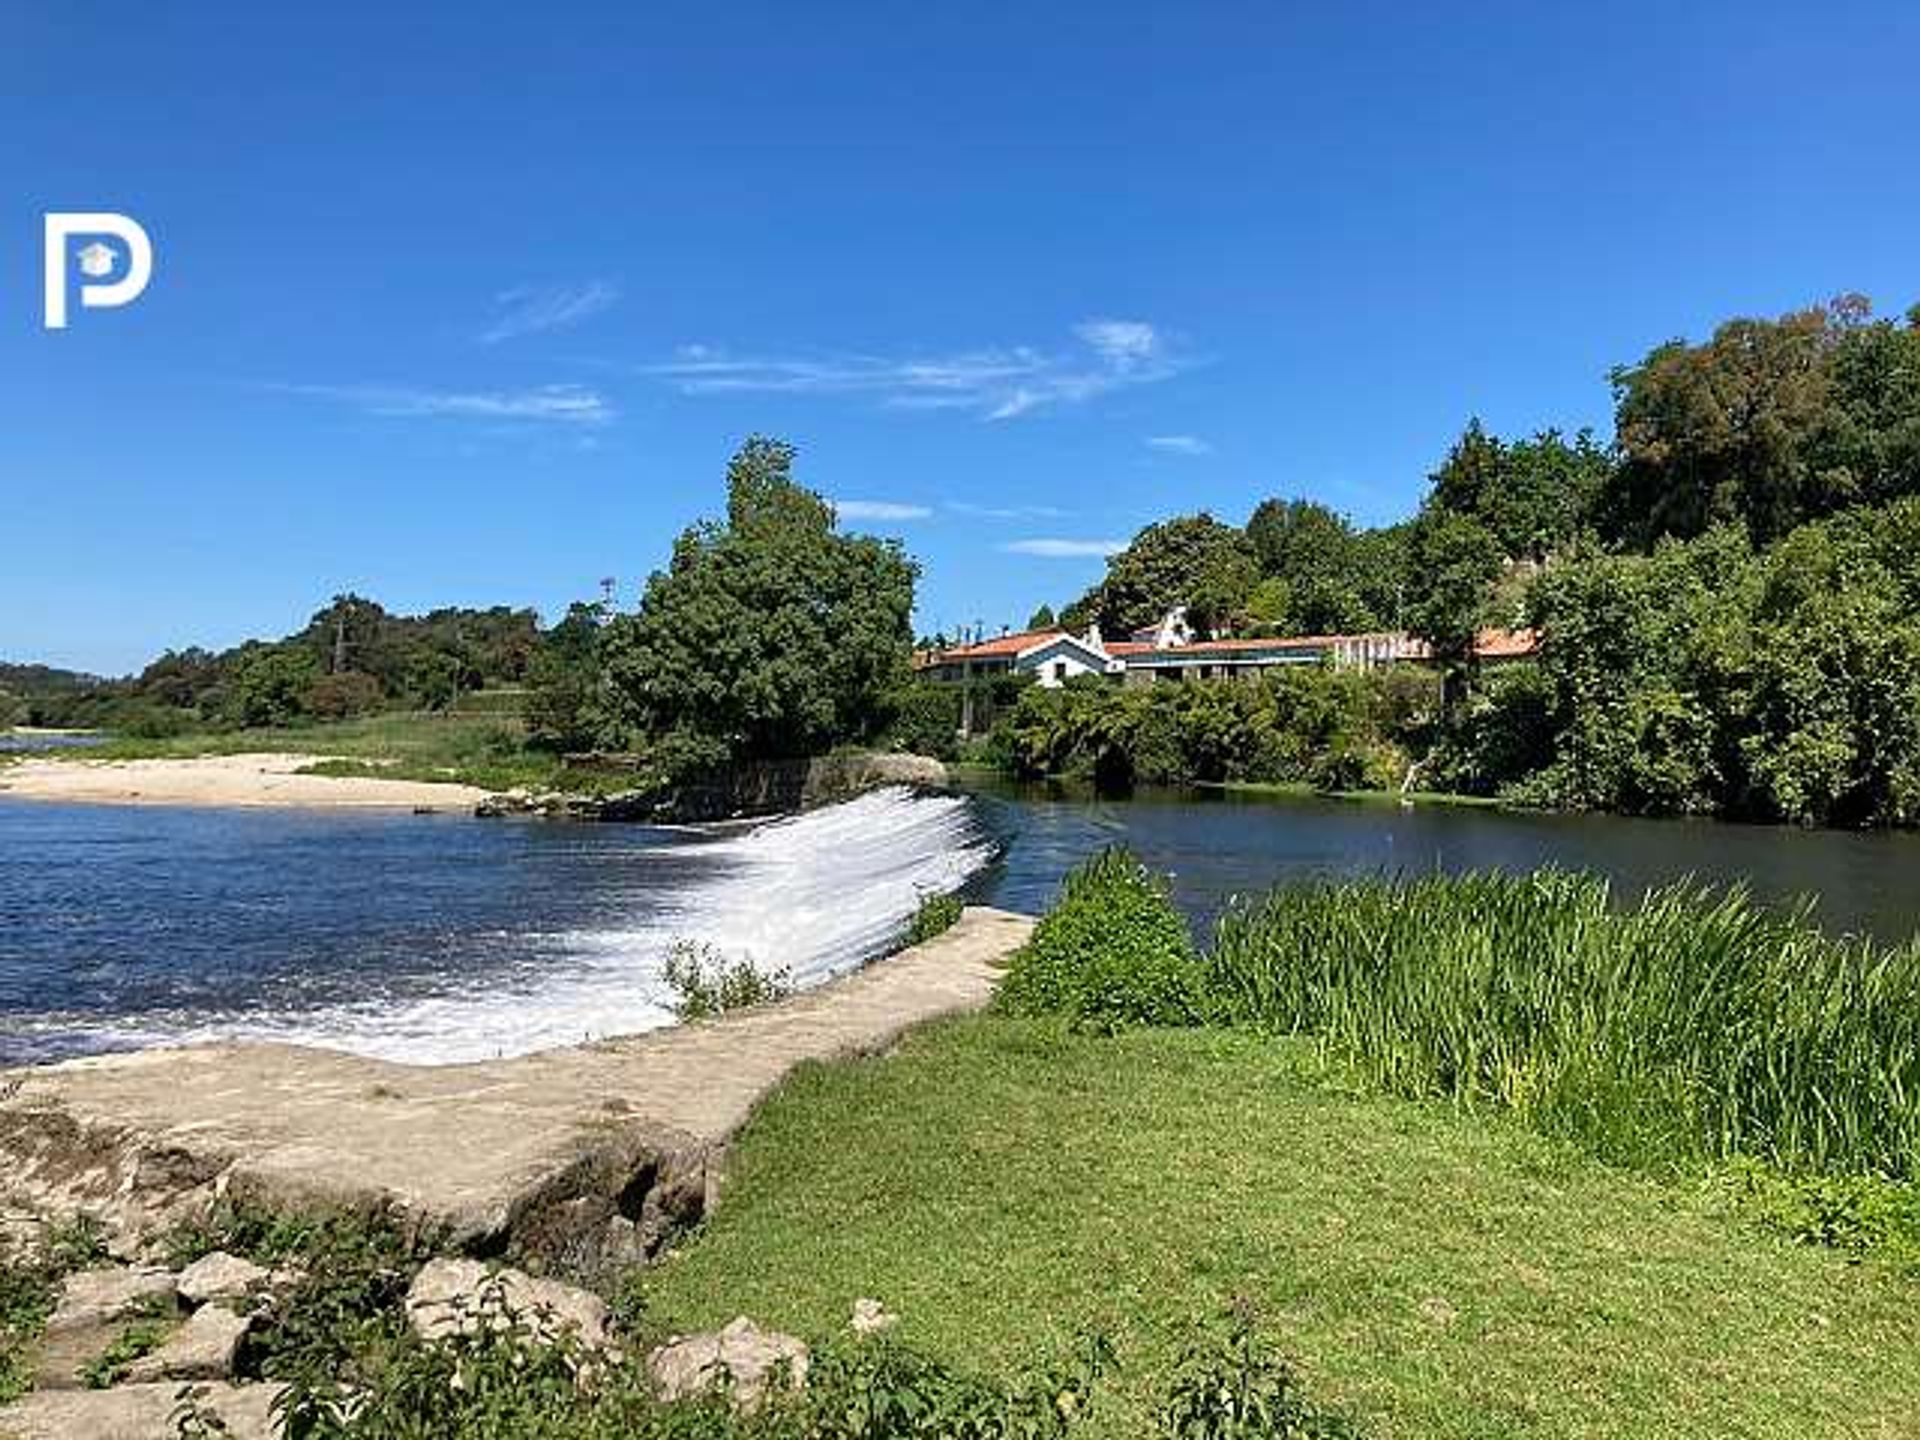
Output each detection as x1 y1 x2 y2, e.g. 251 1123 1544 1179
0 661 108 693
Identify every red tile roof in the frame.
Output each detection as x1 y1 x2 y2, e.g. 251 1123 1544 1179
918 625 1539 669
922 627 1071 662
1471 627 1539 659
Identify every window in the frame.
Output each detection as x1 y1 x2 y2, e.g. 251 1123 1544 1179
1053 661 1069 682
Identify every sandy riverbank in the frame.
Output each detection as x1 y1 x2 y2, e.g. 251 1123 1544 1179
0 752 491 809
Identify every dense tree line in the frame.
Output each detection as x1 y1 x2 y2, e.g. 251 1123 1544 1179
1018 294 1920 826
1452 502 1920 825
1054 296 1920 646
8 600 539 734
999 667 1438 792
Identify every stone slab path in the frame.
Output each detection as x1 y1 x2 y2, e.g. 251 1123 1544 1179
0 908 1033 1260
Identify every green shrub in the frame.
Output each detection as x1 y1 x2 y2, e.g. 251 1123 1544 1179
997 848 1204 1032
274 1303 1113 1439
1160 1306 1364 1439
664 942 793 1021
2 1214 116 1402
904 891 964 946
1714 1160 1920 1271
0 1257 55 1404
882 683 963 763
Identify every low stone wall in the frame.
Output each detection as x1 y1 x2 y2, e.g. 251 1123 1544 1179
0 907 1031 1273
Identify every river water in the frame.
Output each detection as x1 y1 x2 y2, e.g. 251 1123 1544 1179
2 781 1917 1067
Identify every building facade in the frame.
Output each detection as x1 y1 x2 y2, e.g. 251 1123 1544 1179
918 613 1537 731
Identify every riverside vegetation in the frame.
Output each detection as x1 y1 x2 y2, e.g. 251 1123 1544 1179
2 437 938 802
965 294 1920 828
993 852 1920 1256
10 858 1916 1436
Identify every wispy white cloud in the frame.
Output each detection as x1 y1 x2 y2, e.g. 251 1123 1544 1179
1001 537 1127 558
273 381 614 426
1147 434 1212 456
632 319 1191 421
480 281 620 344
946 500 1070 521
833 499 933 522
1076 319 1161 371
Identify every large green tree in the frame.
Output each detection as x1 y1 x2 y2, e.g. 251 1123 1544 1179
1072 513 1257 638
597 437 918 760
1597 296 1920 548
1404 508 1503 674
1428 421 1609 561
1244 497 1375 634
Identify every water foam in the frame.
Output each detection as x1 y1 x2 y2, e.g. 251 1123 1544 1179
46 787 995 1065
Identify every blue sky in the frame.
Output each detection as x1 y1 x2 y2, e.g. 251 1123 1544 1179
4 2 1918 674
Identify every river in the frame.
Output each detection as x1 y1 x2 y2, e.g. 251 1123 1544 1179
2 781 1916 1068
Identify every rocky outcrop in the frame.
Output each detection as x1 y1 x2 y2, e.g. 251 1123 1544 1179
123 1303 252 1383
405 1257 611 1351
477 751 951 823
647 1316 809 1407
0 1381 283 1440
0 908 1033 1269
0 1251 287 1435
176 1251 270 1307
46 1266 176 1332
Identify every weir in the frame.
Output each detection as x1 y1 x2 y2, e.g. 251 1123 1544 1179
0 908 1034 1270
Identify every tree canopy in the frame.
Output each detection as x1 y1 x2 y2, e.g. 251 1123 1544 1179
594 437 918 760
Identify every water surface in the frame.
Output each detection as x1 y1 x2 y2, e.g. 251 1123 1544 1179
964 779 1920 943
4 782 1917 1069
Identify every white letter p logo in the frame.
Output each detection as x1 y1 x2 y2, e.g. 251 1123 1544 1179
44 212 154 330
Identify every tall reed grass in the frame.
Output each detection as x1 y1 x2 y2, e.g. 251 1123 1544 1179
1205 869 1920 1177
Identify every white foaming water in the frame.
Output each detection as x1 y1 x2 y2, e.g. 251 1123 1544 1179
103 787 995 1065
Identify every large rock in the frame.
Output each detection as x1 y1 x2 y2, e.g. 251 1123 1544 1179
123 1303 251 1382
404 1257 610 1351
46 1266 176 1333
0 1381 283 1439
178 1250 271 1307
648 1316 809 1408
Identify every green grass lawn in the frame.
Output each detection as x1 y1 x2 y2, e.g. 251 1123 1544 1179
644 1017 1920 1440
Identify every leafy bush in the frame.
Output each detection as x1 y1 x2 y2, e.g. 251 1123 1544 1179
883 682 963 763
1161 1306 1364 1439
996 669 1436 794
904 891 964 946
0 1256 55 1403
162 1200 430 1384
997 848 1204 1032
273 1300 1113 1439
303 671 385 721
664 941 793 1021
1715 1160 1920 1271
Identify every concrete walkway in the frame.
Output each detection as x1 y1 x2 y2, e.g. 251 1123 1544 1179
0 908 1033 1265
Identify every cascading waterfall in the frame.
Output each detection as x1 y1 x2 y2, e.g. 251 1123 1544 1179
20 788 996 1066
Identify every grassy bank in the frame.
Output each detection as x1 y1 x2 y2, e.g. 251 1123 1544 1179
1202 869 1920 1179
644 1016 1920 1438
33 710 592 793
